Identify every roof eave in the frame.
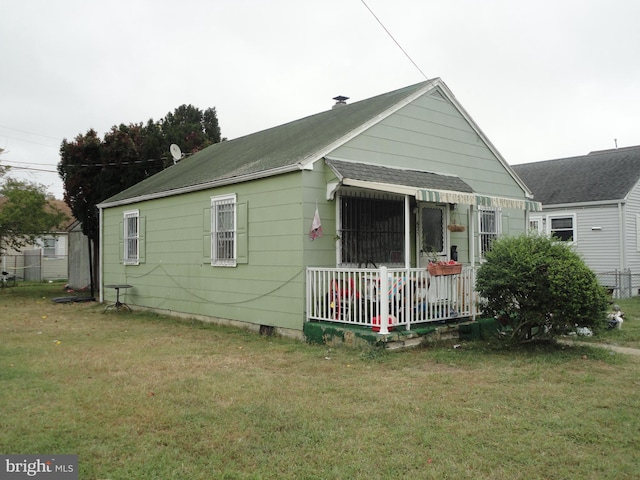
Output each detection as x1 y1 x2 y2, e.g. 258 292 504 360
541 199 625 209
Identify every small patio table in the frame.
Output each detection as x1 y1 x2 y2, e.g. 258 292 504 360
103 284 133 312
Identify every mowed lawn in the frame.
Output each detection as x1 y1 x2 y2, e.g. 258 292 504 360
1 284 639 479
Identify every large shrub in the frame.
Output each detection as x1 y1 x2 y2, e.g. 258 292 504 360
476 234 609 343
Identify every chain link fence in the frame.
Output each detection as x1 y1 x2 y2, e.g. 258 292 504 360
2 252 68 284
597 269 640 299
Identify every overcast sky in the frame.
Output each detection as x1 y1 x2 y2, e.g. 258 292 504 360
2 0 639 199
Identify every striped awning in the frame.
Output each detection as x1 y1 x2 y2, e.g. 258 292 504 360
418 189 542 211
416 189 477 205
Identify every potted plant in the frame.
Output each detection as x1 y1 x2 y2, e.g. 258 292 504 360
428 259 462 276
447 214 466 232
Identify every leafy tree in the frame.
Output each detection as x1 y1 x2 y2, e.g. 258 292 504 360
0 176 68 254
475 234 609 343
58 104 221 243
58 129 102 242
57 105 222 287
161 105 221 155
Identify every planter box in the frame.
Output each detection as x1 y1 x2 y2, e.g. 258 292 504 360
428 263 462 276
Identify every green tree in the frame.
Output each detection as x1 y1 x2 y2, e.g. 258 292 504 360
58 129 102 242
57 105 222 287
161 104 221 155
475 234 609 343
58 104 221 244
0 176 68 254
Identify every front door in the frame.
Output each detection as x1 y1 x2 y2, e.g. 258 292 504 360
418 204 447 268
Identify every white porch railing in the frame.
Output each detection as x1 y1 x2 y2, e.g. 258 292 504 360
306 266 480 333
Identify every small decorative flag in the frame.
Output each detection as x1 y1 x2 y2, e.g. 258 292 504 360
309 205 323 240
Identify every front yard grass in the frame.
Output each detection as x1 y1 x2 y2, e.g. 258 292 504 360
1 283 639 479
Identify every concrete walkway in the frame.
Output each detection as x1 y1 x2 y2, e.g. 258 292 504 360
557 339 640 356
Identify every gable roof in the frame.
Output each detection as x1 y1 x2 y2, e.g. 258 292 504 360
100 78 530 208
512 146 640 206
101 80 433 207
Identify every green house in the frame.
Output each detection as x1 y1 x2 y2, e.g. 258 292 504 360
98 78 539 338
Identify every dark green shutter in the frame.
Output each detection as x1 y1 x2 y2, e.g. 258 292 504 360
237 201 248 264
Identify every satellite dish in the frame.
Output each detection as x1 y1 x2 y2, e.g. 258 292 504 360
170 144 183 163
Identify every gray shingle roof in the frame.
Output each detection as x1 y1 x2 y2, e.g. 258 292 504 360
512 146 640 205
326 159 474 192
102 80 436 205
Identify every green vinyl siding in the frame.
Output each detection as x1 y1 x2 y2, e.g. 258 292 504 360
328 89 528 241
331 90 525 200
101 172 309 331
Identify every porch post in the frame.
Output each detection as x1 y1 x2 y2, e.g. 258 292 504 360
378 266 390 335
469 204 476 321
404 196 411 269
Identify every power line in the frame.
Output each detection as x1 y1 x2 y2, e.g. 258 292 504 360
0 124 61 141
360 0 429 80
1 164 58 173
0 133 59 149
1 159 58 167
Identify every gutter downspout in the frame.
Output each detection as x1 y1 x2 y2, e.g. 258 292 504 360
618 202 625 271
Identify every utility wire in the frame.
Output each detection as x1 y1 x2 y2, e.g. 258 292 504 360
360 0 429 80
0 124 61 141
1 164 58 173
0 133 59 149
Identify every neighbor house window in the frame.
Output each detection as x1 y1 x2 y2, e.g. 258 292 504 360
123 210 139 265
339 193 404 266
529 216 543 234
211 194 236 266
479 207 500 258
549 214 575 242
42 237 57 258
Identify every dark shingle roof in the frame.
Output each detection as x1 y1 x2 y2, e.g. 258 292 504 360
326 159 474 192
512 146 640 205
102 80 435 205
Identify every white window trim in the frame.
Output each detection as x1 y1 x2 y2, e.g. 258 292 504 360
211 194 237 267
478 207 501 260
529 215 544 234
41 235 65 258
547 212 577 244
123 209 140 265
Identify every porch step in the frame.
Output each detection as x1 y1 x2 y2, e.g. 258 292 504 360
386 337 423 351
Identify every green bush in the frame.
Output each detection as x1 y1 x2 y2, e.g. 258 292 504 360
475 234 609 343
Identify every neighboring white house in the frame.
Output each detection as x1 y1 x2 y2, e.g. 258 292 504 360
1 198 74 282
513 145 640 296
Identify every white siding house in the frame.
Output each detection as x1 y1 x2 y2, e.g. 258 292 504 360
514 146 640 296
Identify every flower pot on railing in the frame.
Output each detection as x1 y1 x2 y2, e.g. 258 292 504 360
428 261 462 276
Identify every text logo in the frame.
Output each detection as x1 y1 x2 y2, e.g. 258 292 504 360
1 455 77 479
